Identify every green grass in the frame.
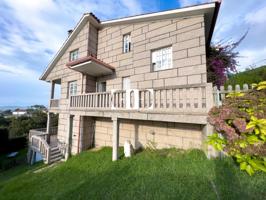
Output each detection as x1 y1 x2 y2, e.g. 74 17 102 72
0 148 265 200
0 149 44 185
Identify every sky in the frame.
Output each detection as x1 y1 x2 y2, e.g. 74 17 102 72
0 0 265 106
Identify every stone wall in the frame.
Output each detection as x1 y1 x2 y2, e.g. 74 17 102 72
97 15 206 91
94 117 203 150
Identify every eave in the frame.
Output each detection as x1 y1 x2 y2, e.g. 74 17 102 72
66 56 115 77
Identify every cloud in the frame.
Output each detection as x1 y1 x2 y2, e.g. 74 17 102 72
0 0 147 106
238 48 266 69
0 63 40 79
0 62 49 106
245 6 266 25
0 0 145 60
178 0 209 7
213 0 266 71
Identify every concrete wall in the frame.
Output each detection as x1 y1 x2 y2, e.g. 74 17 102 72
94 117 203 150
97 15 206 91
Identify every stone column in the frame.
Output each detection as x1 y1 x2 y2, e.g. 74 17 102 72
50 80 55 99
112 117 119 161
78 116 84 153
65 115 73 160
202 123 219 159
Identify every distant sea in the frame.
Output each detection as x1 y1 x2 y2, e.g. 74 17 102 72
0 106 29 111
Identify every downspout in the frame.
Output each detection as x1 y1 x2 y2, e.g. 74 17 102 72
81 73 84 94
77 116 81 154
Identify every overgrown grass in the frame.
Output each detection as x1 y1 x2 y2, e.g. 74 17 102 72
0 148 265 200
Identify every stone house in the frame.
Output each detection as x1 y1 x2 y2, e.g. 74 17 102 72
29 2 221 164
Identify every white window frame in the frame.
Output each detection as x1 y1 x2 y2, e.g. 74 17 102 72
69 49 79 61
122 77 131 90
123 34 131 53
68 81 77 97
96 81 106 92
152 46 172 71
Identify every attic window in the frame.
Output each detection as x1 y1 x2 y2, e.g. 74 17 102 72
69 49 79 61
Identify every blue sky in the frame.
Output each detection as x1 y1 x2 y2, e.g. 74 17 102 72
0 0 265 106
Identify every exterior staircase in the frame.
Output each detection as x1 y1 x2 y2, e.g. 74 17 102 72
28 128 64 165
48 146 63 164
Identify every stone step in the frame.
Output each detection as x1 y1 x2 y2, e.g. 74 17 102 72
50 152 62 160
49 156 62 164
50 149 61 155
51 146 60 151
40 146 62 164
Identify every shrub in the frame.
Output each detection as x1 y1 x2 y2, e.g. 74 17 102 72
207 81 266 175
207 32 247 88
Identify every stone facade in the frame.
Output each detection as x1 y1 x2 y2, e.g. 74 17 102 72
41 8 217 157
94 118 203 150
97 15 206 91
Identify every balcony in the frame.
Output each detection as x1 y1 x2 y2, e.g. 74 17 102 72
69 84 213 123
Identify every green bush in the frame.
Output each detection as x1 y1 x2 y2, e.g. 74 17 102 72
208 81 266 175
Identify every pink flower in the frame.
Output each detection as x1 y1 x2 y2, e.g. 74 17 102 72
233 118 247 133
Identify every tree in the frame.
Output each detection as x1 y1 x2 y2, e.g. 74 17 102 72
2 110 12 116
0 116 10 128
207 32 247 88
9 116 32 138
8 106 48 138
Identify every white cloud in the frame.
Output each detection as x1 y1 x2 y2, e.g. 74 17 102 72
213 0 266 71
0 63 40 79
245 6 266 24
121 0 143 15
238 48 266 70
179 0 209 7
0 0 144 59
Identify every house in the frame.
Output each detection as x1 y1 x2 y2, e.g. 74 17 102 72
28 2 221 164
12 109 27 117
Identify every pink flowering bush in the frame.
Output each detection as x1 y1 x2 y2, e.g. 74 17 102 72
207 33 247 88
208 81 266 175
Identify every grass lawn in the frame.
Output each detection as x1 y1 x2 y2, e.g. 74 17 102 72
0 147 265 200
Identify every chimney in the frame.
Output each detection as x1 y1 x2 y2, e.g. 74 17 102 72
68 29 73 36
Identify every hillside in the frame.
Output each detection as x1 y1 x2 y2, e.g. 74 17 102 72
0 148 266 200
226 65 266 86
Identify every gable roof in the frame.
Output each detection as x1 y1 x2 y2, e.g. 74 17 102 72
40 1 220 81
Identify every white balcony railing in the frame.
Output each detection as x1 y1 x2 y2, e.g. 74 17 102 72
69 84 213 113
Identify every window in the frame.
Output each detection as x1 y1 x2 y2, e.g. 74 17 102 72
96 82 106 92
68 81 77 97
122 77 131 90
123 34 131 53
152 46 172 71
69 49 79 61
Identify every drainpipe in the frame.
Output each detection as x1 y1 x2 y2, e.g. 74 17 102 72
77 116 84 154
81 74 84 94
77 116 81 154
